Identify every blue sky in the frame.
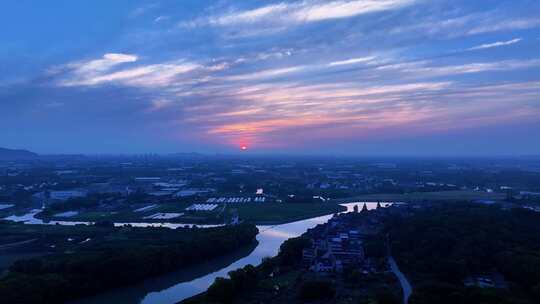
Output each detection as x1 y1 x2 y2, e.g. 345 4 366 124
1 0 539 155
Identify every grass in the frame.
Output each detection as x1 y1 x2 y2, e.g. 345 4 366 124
228 203 346 224
332 190 505 203
39 202 344 225
40 202 194 223
258 270 302 291
0 253 43 275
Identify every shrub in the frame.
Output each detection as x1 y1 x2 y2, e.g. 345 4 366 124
298 280 335 300
206 277 236 303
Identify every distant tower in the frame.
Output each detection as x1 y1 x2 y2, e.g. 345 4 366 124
353 204 359 213
361 203 368 213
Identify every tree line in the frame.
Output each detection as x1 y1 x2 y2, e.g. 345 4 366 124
388 203 540 304
0 223 258 303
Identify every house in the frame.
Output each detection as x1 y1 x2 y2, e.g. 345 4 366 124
303 216 367 273
312 257 334 273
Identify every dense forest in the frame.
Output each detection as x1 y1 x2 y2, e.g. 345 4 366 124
389 203 540 304
0 222 258 303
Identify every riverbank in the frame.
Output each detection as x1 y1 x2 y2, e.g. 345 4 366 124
183 205 401 304
0 222 259 304
71 242 259 304
3 203 386 304
331 190 505 204
35 203 346 226
232 203 346 224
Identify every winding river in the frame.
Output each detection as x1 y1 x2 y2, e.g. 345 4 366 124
4 202 392 304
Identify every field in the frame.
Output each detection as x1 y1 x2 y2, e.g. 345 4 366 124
228 203 346 224
332 190 505 203
37 201 345 225
37 202 201 223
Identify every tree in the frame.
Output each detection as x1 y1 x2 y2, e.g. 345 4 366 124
532 282 540 302
375 289 400 304
298 280 335 300
206 277 236 303
278 237 310 266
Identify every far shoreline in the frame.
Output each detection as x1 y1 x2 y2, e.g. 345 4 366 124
26 203 348 226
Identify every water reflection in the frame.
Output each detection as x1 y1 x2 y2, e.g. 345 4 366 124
3 209 220 228
5 202 390 304
71 243 258 304
3 209 90 226
84 202 388 304
138 215 336 304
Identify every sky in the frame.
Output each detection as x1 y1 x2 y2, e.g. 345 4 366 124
1 0 539 156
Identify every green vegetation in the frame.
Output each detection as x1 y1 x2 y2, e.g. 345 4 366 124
39 200 344 225
229 203 346 224
0 222 258 303
298 280 336 300
389 203 540 304
184 237 312 304
38 200 212 224
41 208 185 223
185 231 398 304
334 190 505 203
206 265 259 303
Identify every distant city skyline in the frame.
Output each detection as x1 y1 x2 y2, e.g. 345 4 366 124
1 0 539 155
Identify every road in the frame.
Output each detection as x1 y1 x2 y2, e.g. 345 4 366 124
388 256 412 304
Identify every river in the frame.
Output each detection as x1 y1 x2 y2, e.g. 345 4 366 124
4 202 392 304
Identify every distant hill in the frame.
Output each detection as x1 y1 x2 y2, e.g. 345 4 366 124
0 147 39 160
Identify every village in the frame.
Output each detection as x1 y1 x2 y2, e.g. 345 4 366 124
302 202 390 274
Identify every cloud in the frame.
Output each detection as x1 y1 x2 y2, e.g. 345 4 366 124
328 56 376 66
292 0 417 22
68 62 200 87
185 80 453 141
68 53 138 74
185 0 418 28
467 38 522 51
148 98 174 112
467 18 540 35
20 1 540 151
57 54 202 88
223 66 306 81
209 3 290 26
389 10 540 40
194 79 540 147
154 16 170 23
376 59 540 78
